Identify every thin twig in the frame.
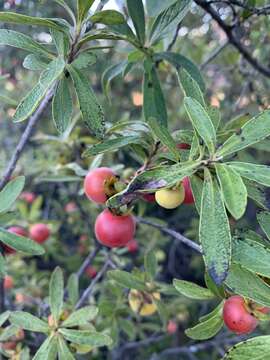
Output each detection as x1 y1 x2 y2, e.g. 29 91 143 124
136 217 202 253
200 41 228 69
75 253 112 309
76 245 102 278
194 0 270 78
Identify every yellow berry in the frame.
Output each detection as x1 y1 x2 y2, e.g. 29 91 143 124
155 184 185 209
128 289 160 316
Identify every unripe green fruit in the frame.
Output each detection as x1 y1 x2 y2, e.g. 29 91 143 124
155 184 185 209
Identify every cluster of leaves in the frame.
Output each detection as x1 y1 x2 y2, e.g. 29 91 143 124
1 0 270 359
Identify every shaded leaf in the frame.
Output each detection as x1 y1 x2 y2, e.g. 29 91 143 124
23 54 49 71
59 329 112 347
227 162 270 187
0 176 25 213
257 211 270 241
61 306 98 328
49 267 64 322
52 77 73 133
57 336 75 360
102 60 128 99
90 10 125 25
223 335 270 360
127 0 145 44
10 312 49 333
108 270 146 291
173 279 215 300
199 169 231 284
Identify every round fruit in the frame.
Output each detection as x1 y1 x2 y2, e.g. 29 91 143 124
95 209 136 248
128 289 160 316
4 275 14 290
155 185 185 209
20 191 36 204
142 193 156 203
167 320 177 334
223 295 258 334
29 223 50 244
177 143 191 150
84 167 116 204
182 177 194 204
4 226 28 255
85 266 97 278
126 239 138 253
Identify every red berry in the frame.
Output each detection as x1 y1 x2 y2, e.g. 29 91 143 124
167 320 177 334
177 143 191 150
182 177 194 204
29 223 50 244
4 275 14 290
223 295 258 334
84 167 115 204
20 192 36 204
85 266 97 278
142 193 156 203
4 226 28 255
126 239 138 253
95 209 136 248
65 201 78 213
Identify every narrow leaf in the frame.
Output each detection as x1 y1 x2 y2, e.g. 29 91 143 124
90 10 125 25
102 61 127 99
61 306 98 328
173 279 215 300
107 270 146 291
13 57 65 123
127 0 145 44
49 267 64 322
23 54 49 71
257 211 270 241
215 163 247 219
143 62 167 127
77 0 95 21
67 274 79 307
184 97 216 154
223 336 270 360
144 251 157 279
199 169 231 284
227 162 270 187
0 227 45 255
72 51 96 69
10 312 49 333
57 336 75 360
225 264 270 307
33 335 58 360
59 329 112 347
67 65 105 139
0 176 25 213
185 311 223 340
216 110 270 157
52 77 73 134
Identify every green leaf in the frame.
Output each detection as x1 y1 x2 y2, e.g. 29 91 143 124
77 0 95 22
33 335 58 360
204 273 225 298
190 174 203 214
0 29 51 57
90 10 125 25
199 169 231 284
82 136 146 157
149 0 192 45
143 63 168 127
208 105 221 130
0 176 25 213
107 270 146 291
51 29 69 56
227 162 270 187
215 163 247 219
173 279 215 300
257 211 270 240
49 267 64 322
72 51 97 69
67 65 105 139
223 335 270 360
0 12 66 32
178 68 205 106
59 329 112 347
232 237 270 278
184 97 216 154
10 312 50 333
243 178 270 210
0 227 45 255
216 110 270 157
14 57 65 123
225 264 270 307
102 61 127 99
199 301 224 322
0 252 6 277
185 305 223 340
61 306 98 328
146 0 177 17
127 0 145 44
0 311 10 327
147 117 180 161
107 160 200 208
154 52 205 92
67 274 79 307
57 336 75 360
144 251 157 279
0 324 20 342
52 77 73 134
23 54 50 71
